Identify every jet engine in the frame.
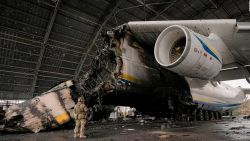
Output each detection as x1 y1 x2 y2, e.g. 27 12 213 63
154 25 225 79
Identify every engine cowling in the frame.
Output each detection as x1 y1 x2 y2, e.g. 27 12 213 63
154 25 224 79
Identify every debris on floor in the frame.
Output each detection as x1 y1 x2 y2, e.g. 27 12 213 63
1 118 250 141
230 126 245 130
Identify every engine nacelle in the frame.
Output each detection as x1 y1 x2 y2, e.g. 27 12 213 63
154 25 224 79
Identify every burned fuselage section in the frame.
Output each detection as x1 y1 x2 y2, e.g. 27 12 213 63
1 36 120 133
101 26 194 117
1 25 194 133
4 81 76 133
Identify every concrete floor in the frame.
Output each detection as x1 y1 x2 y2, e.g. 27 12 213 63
1 117 250 141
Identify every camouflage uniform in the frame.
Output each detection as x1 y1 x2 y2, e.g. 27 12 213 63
73 97 88 138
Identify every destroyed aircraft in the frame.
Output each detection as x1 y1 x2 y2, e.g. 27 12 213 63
1 19 247 133
1 37 118 133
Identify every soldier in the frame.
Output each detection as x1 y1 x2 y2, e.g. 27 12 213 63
73 97 88 138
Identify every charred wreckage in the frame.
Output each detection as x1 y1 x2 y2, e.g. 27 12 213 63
0 23 229 133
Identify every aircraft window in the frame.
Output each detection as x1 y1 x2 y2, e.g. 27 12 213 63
170 37 186 63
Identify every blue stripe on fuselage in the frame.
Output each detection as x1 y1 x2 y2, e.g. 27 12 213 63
194 35 222 63
193 100 241 108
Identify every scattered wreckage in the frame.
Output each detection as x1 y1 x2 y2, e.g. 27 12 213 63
3 80 75 133
1 35 118 133
1 22 246 133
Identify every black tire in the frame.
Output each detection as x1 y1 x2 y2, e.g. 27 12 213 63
214 111 218 120
197 109 203 121
208 111 213 120
203 110 209 121
190 109 197 121
218 112 222 120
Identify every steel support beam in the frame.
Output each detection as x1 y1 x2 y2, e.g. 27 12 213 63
0 69 34 76
117 1 174 13
0 91 32 100
0 56 37 64
0 83 31 87
30 0 61 96
150 0 176 20
182 0 204 18
1 3 48 22
215 63 250 81
0 15 45 31
38 74 69 81
232 0 243 16
198 0 219 19
59 4 100 26
208 0 218 9
136 0 170 20
221 5 232 17
0 73 33 80
172 5 192 19
74 0 123 80
39 2 100 27
39 70 74 77
0 36 42 48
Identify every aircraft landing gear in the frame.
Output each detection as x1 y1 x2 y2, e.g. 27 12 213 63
214 111 219 120
197 109 203 121
203 110 209 121
218 112 222 119
209 111 214 120
191 109 197 121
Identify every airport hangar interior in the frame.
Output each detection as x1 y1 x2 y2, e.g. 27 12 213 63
1 0 250 141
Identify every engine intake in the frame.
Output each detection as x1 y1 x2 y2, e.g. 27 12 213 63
154 25 223 79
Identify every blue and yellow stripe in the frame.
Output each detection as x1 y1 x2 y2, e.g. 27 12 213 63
120 73 143 84
194 35 222 63
119 73 152 86
194 100 241 108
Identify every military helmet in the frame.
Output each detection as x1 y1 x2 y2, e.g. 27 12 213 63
77 97 84 102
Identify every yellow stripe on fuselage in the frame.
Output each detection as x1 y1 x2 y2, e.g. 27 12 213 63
55 112 70 124
193 95 215 104
120 73 144 84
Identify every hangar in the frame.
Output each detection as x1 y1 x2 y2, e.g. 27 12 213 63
0 0 250 140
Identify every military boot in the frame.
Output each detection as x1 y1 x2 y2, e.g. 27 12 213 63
80 133 86 138
74 133 78 138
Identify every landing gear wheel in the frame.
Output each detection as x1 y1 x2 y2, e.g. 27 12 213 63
197 109 203 121
214 112 219 120
203 110 209 121
191 109 197 121
218 112 222 120
186 109 190 121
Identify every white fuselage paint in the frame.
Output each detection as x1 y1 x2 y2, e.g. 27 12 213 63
186 78 246 112
117 35 246 112
119 34 159 86
154 25 224 79
124 20 248 111
128 19 250 65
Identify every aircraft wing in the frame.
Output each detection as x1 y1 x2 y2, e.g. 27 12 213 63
126 19 250 81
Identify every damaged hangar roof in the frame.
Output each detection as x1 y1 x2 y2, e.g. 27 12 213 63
0 0 249 99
